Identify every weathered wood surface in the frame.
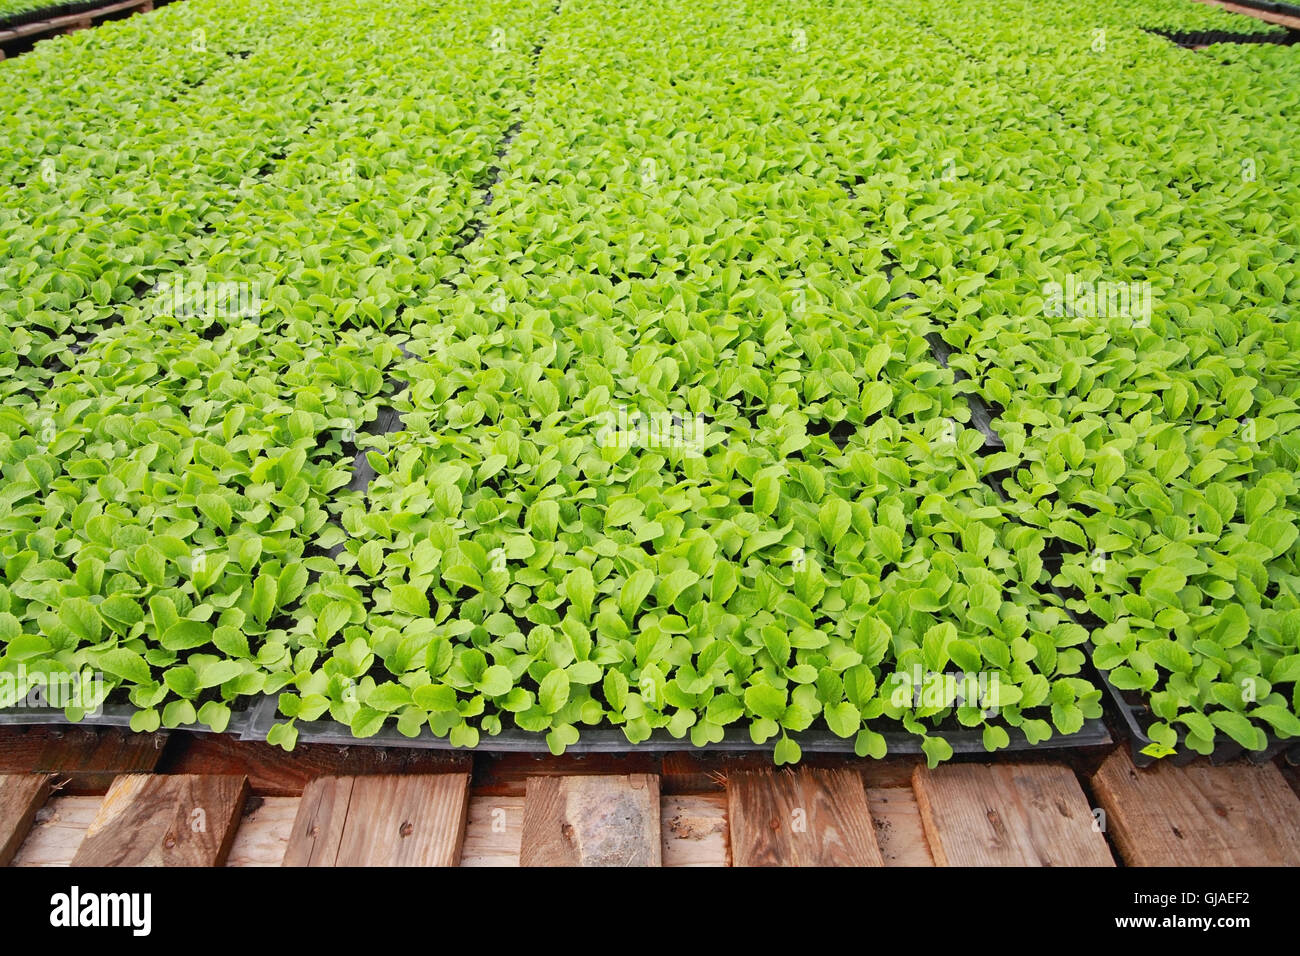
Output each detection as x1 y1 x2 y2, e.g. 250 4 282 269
283 774 471 867
727 768 883 867
913 764 1114 867
70 774 248 866
1091 749 1300 866
163 733 470 796
866 786 934 866
520 774 662 866
0 727 168 794
0 774 53 865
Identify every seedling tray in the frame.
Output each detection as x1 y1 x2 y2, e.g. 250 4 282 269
1041 569 1300 767
925 333 1004 449
0 701 254 737
1143 26 1300 47
0 0 105 30
918 343 1292 769
1215 0 1300 20
1087 654 1300 767
244 692 1110 753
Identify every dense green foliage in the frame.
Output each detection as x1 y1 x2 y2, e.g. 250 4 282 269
1 0 1297 762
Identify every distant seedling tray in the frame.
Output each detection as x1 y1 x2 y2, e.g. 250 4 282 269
1214 0 1300 21
0 0 105 30
243 693 1111 754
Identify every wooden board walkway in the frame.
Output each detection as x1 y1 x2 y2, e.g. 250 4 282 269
519 773 661 866
0 728 1294 868
1 729 1297 865
70 774 247 866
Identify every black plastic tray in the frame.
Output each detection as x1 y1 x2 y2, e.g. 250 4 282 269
1215 0 1300 21
0 700 253 736
243 692 1111 753
0 0 106 31
1143 26 1299 48
925 332 1005 450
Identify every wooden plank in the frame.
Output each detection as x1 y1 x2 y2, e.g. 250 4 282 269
12 795 100 867
1091 748 1300 866
913 764 1114 867
520 774 661 866
16 791 300 869
283 774 470 867
659 752 921 794
71 774 248 867
163 733 470 796
473 752 661 798
727 768 883 867
659 753 727 795
661 793 728 866
866 786 934 866
461 794 525 867
462 793 728 866
225 796 298 867
0 774 53 865
280 777 353 866
0 727 168 794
